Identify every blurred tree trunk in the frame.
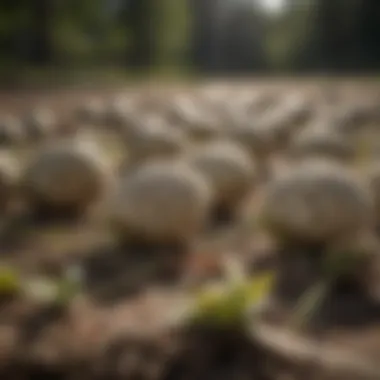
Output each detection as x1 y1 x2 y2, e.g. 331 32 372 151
354 0 380 70
29 0 55 64
155 0 190 69
221 5 268 74
287 0 359 72
189 0 221 73
127 0 156 70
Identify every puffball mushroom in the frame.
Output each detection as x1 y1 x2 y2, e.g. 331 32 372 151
168 97 220 142
186 140 256 219
332 105 368 135
109 161 212 246
22 140 112 217
0 116 25 145
255 102 310 154
282 94 313 128
167 95 197 125
259 160 373 246
74 98 106 126
104 95 136 131
124 119 187 166
229 123 274 159
182 113 221 142
23 107 57 140
288 128 355 163
227 122 275 181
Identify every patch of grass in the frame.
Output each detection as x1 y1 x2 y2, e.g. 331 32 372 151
0 262 83 306
190 273 274 327
186 257 275 328
0 265 22 297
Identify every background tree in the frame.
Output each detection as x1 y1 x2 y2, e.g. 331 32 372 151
1 0 380 77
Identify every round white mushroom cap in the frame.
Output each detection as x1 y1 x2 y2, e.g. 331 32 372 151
288 126 355 162
0 115 25 145
228 121 274 158
104 95 137 130
260 160 373 244
22 139 112 210
75 98 106 125
109 161 212 243
125 119 187 165
186 140 256 209
24 107 57 140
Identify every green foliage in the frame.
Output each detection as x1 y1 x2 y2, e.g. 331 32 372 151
2 0 380 75
155 0 190 68
291 246 370 329
0 263 83 306
26 276 81 306
56 266 84 305
323 249 367 279
189 272 274 328
291 280 328 329
0 265 22 297
27 266 83 306
53 0 127 64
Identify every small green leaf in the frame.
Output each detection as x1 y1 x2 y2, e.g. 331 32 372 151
0 266 21 297
24 266 83 306
26 278 59 303
189 271 275 327
54 278 81 306
290 281 329 329
26 277 80 306
323 248 368 279
243 272 275 305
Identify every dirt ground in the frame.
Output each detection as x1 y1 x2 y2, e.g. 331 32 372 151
1 81 380 380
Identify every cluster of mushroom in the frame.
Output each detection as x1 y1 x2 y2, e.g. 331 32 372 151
0 107 60 147
1 83 380 260
0 118 260 255
257 158 380 303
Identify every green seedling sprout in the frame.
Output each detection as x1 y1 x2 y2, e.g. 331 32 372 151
290 280 328 329
187 255 275 328
55 265 84 306
25 278 61 304
0 262 84 307
0 263 85 309
0 265 22 298
26 265 84 307
291 247 369 329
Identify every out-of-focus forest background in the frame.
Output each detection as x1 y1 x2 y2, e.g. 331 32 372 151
1 0 380 86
